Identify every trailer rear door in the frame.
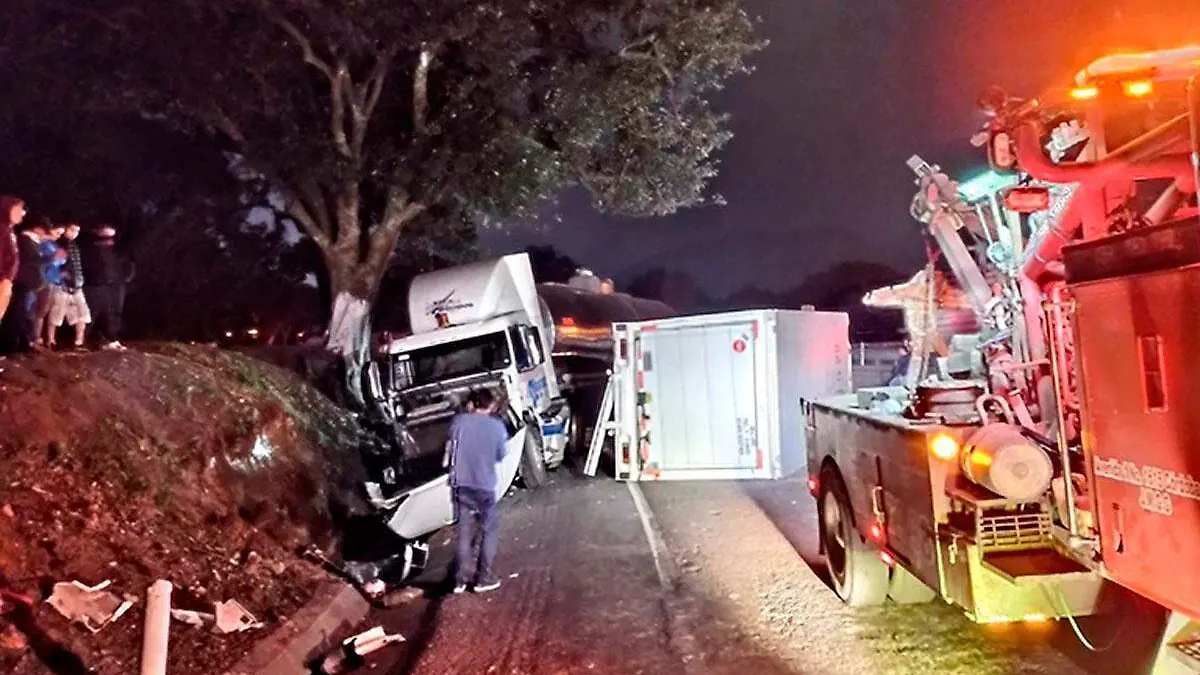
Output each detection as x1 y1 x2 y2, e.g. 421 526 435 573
640 317 765 478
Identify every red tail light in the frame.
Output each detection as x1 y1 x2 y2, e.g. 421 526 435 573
807 476 819 494
869 522 885 542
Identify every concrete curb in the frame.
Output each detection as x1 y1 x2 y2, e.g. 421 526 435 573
224 580 370 675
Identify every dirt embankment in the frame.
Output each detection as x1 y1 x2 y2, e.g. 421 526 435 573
0 344 371 675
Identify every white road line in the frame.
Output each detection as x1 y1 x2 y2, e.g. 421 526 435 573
627 481 674 589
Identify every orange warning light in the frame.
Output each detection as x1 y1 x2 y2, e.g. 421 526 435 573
1069 86 1099 100
1123 80 1153 97
930 433 960 461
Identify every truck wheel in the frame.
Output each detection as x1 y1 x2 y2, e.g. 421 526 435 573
518 427 548 489
888 564 937 604
818 469 888 607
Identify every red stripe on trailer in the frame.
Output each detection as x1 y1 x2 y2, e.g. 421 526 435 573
756 448 764 469
642 324 658 332
637 371 644 389
751 320 759 338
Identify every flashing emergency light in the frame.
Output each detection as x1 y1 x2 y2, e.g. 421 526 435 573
930 433 960 460
1122 80 1154 98
957 170 1019 203
560 316 576 327
1003 186 1052 213
1069 86 1099 101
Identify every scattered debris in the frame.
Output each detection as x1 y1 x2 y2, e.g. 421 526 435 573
46 580 134 633
381 586 424 608
362 579 387 597
319 626 405 673
214 600 262 634
1 504 13 518
0 589 33 608
0 622 29 652
168 599 262 635
169 609 214 629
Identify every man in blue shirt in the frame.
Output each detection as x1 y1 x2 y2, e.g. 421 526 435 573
447 389 510 593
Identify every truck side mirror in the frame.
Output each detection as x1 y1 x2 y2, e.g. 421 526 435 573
527 326 546 366
987 130 1018 173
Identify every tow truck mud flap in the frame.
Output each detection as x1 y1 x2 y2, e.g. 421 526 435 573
384 428 528 541
937 534 1106 623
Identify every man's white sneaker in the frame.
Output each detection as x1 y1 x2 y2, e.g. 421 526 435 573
452 584 469 594
473 581 501 593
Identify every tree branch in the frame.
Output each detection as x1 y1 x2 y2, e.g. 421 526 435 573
281 189 330 251
361 46 397 123
413 44 434 137
366 189 426 280
331 61 352 158
619 32 658 57
206 105 245 144
297 176 332 237
262 4 334 81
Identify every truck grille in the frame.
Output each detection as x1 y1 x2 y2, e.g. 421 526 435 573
977 512 1051 551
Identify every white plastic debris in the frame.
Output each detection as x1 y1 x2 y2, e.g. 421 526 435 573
343 625 405 655
46 580 134 633
320 625 406 673
169 609 214 628
214 600 263 634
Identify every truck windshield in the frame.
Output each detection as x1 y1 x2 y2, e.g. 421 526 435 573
393 332 512 389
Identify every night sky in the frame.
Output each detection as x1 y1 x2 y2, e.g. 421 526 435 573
484 0 1200 296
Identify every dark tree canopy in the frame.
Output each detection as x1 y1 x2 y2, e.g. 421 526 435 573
625 267 700 309
8 0 762 366
524 245 581 284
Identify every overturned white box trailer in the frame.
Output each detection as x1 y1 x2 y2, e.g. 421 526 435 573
610 309 850 481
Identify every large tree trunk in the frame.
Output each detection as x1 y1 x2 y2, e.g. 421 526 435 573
324 248 385 412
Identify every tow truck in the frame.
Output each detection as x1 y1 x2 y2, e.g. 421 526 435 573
806 46 1200 671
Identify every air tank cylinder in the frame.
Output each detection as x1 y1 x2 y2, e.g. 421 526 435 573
960 423 1053 501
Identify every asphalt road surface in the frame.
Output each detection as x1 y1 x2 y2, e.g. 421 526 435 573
354 473 1163 675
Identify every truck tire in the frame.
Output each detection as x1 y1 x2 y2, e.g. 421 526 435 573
818 468 889 607
888 564 937 604
518 427 548 490
567 414 587 458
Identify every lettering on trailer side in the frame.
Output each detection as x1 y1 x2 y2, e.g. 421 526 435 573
736 417 756 459
1093 456 1200 516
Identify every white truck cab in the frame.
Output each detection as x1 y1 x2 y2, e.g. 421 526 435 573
377 253 572 494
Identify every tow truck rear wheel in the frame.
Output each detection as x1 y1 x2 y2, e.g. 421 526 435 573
518 426 548 490
818 467 889 607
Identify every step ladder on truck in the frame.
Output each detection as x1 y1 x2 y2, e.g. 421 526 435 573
802 46 1200 672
